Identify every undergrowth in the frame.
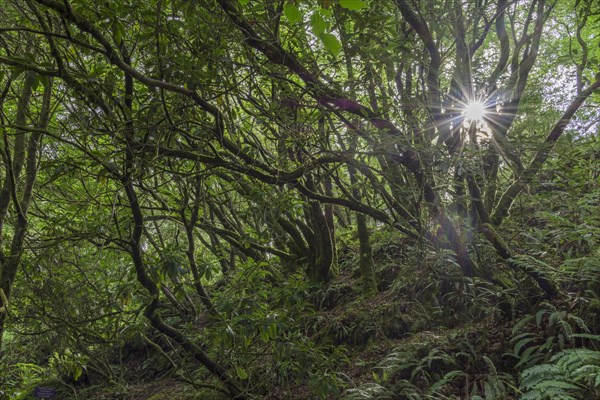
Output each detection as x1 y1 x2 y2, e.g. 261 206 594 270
2 201 599 400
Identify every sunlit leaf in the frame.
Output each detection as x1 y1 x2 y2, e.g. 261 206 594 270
283 3 302 23
339 0 367 10
310 13 326 35
320 33 341 56
235 366 249 380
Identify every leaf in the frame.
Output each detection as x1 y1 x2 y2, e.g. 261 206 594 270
339 0 367 10
516 348 544 368
283 3 302 23
569 333 600 342
431 135 442 145
38 74 50 89
73 365 83 381
484 381 496 399
512 315 534 334
513 336 536 356
235 366 248 380
320 33 341 56
238 0 249 4
268 322 277 339
260 328 269 342
31 74 41 92
310 13 326 35
482 356 498 376
535 308 548 327
112 22 124 45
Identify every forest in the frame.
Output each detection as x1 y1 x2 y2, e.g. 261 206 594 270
0 0 599 399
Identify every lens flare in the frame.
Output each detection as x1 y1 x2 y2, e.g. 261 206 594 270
464 101 486 122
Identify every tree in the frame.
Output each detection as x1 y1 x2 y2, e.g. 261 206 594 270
0 65 52 349
0 0 599 397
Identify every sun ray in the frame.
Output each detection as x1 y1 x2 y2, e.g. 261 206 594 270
464 101 486 122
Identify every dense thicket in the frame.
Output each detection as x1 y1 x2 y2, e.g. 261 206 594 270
0 0 599 399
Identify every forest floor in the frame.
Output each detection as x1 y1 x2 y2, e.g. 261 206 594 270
56 245 523 400
7 232 597 400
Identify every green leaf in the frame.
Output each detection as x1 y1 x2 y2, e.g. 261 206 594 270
320 33 341 56
339 0 367 10
112 22 124 45
569 333 600 342
268 323 277 339
31 75 41 92
238 0 249 4
38 74 50 89
73 365 83 381
283 3 302 23
260 328 269 342
310 13 326 35
235 366 248 380
536 308 548 327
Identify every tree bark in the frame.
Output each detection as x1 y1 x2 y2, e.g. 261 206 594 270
0 77 51 349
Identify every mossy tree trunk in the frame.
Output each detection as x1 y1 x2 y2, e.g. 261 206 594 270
0 73 51 350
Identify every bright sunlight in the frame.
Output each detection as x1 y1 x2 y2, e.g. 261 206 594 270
464 101 487 122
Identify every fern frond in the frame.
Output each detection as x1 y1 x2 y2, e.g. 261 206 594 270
513 336 538 356
428 370 465 394
512 315 535 334
520 348 600 399
482 355 498 376
344 383 396 400
569 333 600 342
521 364 562 388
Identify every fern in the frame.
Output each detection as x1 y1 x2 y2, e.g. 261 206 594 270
520 348 600 399
427 369 465 394
511 303 594 370
521 364 565 387
343 383 398 399
569 333 600 342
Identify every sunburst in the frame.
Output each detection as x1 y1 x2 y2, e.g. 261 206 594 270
463 101 487 122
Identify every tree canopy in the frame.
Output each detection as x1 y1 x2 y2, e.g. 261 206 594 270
0 0 599 399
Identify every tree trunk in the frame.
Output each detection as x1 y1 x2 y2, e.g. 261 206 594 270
0 76 51 349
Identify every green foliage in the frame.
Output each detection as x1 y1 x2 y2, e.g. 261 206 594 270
206 264 347 398
339 0 368 11
520 348 600 399
348 329 518 399
0 0 599 399
0 362 47 399
510 302 592 369
49 350 88 383
508 299 600 399
469 356 518 400
320 33 342 56
283 3 302 24
344 383 395 400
